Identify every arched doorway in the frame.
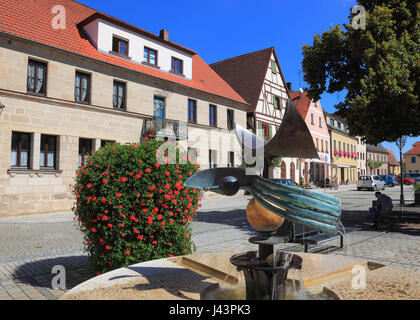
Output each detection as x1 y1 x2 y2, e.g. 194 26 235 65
281 161 286 179
290 162 296 182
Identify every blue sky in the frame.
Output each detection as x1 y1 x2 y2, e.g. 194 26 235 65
78 0 418 159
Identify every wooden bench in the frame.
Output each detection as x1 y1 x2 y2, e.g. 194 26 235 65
379 212 420 232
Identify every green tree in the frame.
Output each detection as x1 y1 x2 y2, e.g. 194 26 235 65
302 0 419 144
368 160 384 170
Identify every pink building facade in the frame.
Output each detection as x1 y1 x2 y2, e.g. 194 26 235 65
290 90 331 186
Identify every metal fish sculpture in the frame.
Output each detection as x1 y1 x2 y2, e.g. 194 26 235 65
184 100 341 235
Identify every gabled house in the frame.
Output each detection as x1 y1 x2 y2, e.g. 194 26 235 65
210 48 298 181
290 90 330 186
386 149 400 175
0 0 249 216
366 144 389 175
404 142 420 173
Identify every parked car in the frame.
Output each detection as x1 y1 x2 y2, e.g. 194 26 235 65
397 177 415 185
357 175 386 191
379 175 398 187
406 173 420 183
273 179 298 187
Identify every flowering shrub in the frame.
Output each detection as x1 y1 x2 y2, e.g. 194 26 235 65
72 138 201 274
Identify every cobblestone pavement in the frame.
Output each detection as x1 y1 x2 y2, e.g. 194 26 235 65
0 185 418 299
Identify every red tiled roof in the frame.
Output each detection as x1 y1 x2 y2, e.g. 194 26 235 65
0 0 247 105
404 142 420 155
210 47 287 111
289 91 311 120
386 149 400 166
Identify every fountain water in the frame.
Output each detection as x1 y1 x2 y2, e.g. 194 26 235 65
229 233 302 300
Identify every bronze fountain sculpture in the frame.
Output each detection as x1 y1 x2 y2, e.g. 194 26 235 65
185 99 341 300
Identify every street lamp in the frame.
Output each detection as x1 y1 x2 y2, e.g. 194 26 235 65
396 136 407 205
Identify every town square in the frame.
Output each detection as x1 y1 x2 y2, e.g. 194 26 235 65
0 0 419 305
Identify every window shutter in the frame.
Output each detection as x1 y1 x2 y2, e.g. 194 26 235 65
272 95 277 108
279 99 283 110
269 125 273 139
257 122 263 138
271 61 277 73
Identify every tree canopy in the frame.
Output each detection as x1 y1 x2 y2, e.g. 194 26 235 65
302 0 419 144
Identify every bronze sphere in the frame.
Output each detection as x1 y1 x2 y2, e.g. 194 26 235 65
246 197 285 233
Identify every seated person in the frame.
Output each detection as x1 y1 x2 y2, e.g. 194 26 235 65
369 192 393 229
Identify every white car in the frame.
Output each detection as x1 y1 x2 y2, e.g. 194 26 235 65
357 175 386 191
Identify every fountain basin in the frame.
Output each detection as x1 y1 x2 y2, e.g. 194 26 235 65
60 251 420 300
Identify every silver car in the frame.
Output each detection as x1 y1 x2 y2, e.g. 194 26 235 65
357 175 386 191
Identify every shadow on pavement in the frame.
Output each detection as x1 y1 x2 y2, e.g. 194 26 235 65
12 255 95 290
194 208 254 233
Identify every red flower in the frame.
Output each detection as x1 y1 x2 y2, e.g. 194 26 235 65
155 163 160 168
91 228 97 233
102 216 108 221
137 235 143 240
169 220 174 224
136 193 140 198
149 185 156 191
76 194 80 198
135 174 141 179
103 179 108 184
152 241 157 245
87 183 93 188
147 194 153 198
165 171 170 176
169 254 174 257
157 214 163 220
115 193 122 198
121 177 128 182
145 168 152 173
165 184 171 189
119 223 125 227
133 229 139 234
125 250 130 255
105 245 110 250
164 194 171 200
107 223 113 228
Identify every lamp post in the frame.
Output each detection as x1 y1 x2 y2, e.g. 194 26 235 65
396 136 407 205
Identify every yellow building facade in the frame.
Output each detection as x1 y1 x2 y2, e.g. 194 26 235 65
325 114 358 184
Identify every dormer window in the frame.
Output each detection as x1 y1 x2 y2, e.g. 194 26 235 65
112 35 129 56
143 47 157 66
171 57 183 75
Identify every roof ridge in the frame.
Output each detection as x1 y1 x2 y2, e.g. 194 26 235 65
209 47 273 66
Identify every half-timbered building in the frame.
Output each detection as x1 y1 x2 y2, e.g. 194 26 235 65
210 48 298 180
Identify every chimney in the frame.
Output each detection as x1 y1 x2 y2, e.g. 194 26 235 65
159 29 169 41
286 82 292 91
